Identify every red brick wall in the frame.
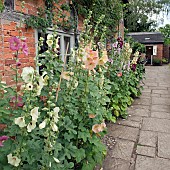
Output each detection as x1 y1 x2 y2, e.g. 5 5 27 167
163 45 170 60
0 0 79 85
157 44 163 60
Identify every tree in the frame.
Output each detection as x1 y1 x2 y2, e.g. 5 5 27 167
124 0 170 32
159 24 170 44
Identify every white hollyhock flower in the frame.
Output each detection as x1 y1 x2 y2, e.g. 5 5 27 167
7 154 21 167
14 117 26 128
39 119 47 129
53 157 60 163
21 67 34 83
51 123 58 132
27 121 36 132
30 107 40 122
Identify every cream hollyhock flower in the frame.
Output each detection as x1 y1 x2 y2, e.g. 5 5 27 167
53 107 60 123
30 107 40 122
98 50 108 66
14 117 26 128
26 83 33 91
47 34 53 40
39 119 47 129
46 39 53 47
53 157 60 163
27 121 36 132
21 67 34 83
51 123 58 132
61 72 74 81
37 72 47 96
7 154 21 167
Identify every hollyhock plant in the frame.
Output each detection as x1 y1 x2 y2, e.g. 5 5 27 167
9 36 21 51
0 136 9 147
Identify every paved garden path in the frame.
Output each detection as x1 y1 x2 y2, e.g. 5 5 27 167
99 65 170 170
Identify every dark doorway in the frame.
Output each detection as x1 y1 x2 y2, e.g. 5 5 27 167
146 46 153 64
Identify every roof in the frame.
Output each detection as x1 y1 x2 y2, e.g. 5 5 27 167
127 32 164 44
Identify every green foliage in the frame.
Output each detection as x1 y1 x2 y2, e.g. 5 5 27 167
0 0 4 12
124 0 169 32
73 0 123 39
159 24 170 45
153 57 162 65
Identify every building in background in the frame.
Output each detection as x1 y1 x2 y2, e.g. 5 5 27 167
127 32 166 64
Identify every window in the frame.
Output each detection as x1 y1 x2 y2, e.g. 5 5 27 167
4 0 14 10
36 29 75 73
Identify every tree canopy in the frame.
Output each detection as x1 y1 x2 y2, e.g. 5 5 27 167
159 24 170 44
124 0 170 32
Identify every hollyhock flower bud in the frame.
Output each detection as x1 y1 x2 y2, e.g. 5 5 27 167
16 61 21 67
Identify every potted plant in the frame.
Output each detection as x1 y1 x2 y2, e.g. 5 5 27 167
153 57 162 66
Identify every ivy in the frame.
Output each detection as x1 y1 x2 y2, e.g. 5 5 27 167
0 0 4 12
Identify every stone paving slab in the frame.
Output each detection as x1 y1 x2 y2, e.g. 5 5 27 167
142 117 170 133
158 133 170 159
107 124 139 142
152 97 170 105
135 155 170 170
151 105 170 112
136 145 155 157
132 98 151 106
116 119 140 128
138 130 157 147
101 157 130 170
152 89 170 94
128 108 150 117
127 116 142 122
151 111 170 120
108 139 135 161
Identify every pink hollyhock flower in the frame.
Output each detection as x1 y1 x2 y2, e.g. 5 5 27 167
22 42 28 56
117 72 122 77
84 49 99 70
0 136 9 147
9 36 21 51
